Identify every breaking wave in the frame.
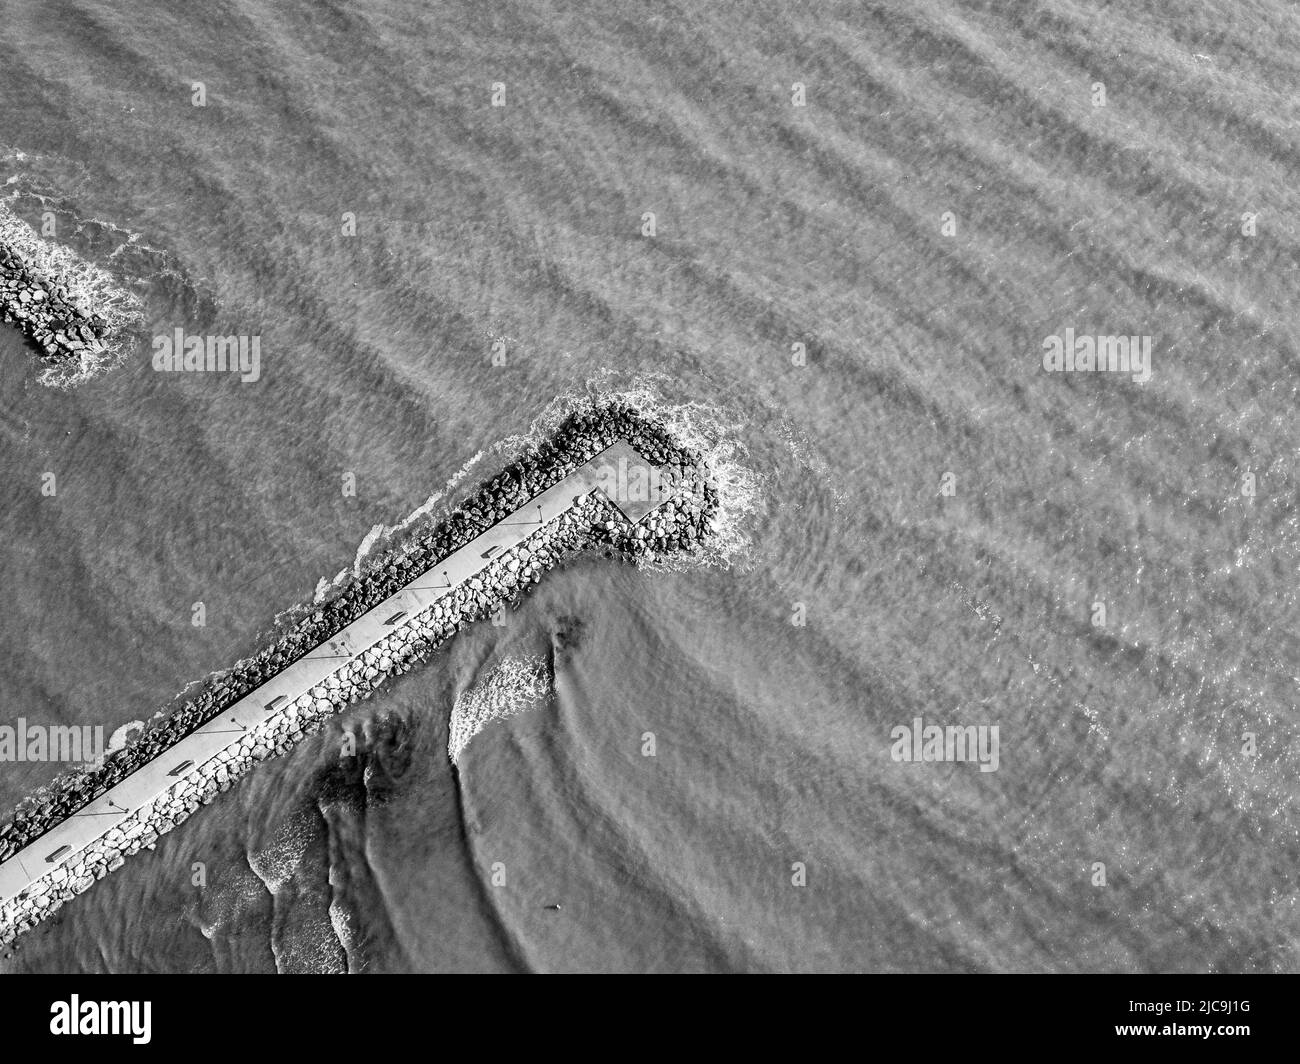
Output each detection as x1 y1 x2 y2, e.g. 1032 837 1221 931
447 656 552 767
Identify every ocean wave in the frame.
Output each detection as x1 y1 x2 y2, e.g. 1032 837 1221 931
247 810 316 895
447 656 552 767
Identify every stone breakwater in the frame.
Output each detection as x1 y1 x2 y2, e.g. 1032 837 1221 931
0 201 141 377
0 403 718 945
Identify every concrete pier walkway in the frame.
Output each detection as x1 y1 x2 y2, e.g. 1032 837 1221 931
0 439 671 907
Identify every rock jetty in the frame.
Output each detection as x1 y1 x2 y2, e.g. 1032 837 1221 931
0 200 141 378
0 401 719 945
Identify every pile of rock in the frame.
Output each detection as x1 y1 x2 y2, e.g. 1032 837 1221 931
0 203 126 368
0 254 109 363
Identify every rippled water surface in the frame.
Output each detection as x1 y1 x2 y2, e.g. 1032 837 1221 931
1 0 1299 972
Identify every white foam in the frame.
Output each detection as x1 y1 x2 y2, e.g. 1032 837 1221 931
352 524 385 577
106 721 145 755
546 371 766 572
247 810 314 893
447 656 552 766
